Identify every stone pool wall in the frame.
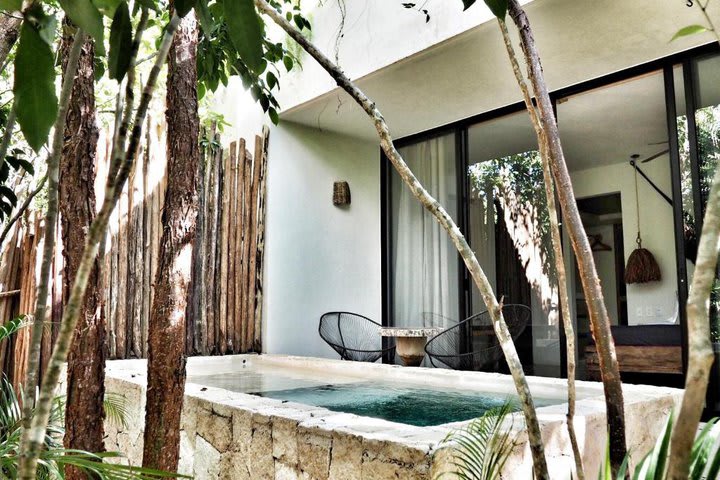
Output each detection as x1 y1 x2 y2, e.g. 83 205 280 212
103 355 683 479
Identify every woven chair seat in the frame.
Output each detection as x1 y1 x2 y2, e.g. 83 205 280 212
319 311 396 362
424 304 530 371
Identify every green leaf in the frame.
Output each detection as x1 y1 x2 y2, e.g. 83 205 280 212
175 0 195 17
24 3 58 46
59 0 105 54
135 0 159 11
16 158 34 175
195 0 213 35
224 0 264 73
462 0 477 10
14 21 58 153
92 0 122 17
482 0 507 18
671 24 709 42
266 70 277 90
268 106 279 125
108 1 132 81
0 162 8 182
0 0 21 12
283 55 293 72
5 155 34 175
94 55 106 81
36 13 58 46
0 185 17 206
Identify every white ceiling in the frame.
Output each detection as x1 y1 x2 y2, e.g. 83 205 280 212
281 0 718 147
559 72 668 171
467 74 670 172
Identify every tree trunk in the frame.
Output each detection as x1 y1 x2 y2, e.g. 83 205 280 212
506 1 627 471
18 30 87 480
18 13 180 479
497 19 584 479
666 11 720 478
141 7 199 472
58 18 105 478
0 14 20 72
254 1 549 477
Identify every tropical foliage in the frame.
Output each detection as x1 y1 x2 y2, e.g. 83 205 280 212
0 319 180 478
436 402 517 480
598 412 720 480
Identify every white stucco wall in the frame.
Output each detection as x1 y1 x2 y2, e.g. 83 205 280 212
586 224 620 326
571 159 679 326
276 0 533 112
261 122 381 357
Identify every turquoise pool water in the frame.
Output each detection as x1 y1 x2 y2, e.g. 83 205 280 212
189 369 559 427
254 382 525 426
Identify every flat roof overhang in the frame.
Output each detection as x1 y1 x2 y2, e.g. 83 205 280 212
280 0 718 141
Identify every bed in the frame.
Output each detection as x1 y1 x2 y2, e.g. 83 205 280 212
584 324 682 379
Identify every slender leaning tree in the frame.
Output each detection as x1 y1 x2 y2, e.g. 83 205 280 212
667 3 720 477
502 0 628 470
253 0 550 477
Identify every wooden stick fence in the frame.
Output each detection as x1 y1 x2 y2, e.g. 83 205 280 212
102 122 270 358
0 120 270 385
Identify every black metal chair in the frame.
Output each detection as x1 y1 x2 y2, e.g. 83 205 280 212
319 312 395 362
424 304 531 371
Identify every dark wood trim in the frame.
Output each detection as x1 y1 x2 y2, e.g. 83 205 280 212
380 148 393 363
664 65 690 377
613 222 628 326
456 128 470 321
684 59 705 228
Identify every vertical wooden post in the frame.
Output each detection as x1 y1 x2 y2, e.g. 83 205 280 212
189 128 208 355
254 128 270 352
241 145 254 351
218 146 231 353
116 175 128 358
226 141 238 352
141 119 152 357
205 136 220 352
247 134 265 350
234 140 246 351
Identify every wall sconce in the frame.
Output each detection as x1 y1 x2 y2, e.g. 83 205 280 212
333 181 351 206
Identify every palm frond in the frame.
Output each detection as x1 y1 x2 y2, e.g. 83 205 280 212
689 418 719 480
42 450 191 479
632 409 673 480
0 315 29 343
437 401 517 480
596 411 720 480
103 393 130 430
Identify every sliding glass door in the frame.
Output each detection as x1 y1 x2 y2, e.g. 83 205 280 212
468 112 559 376
680 53 720 413
389 133 459 334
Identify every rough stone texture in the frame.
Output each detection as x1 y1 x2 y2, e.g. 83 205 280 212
329 432 362 480
249 415 275 479
194 435 221 479
102 355 685 480
273 417 299 466
297 427 332 479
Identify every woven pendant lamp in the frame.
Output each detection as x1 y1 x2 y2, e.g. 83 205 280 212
625 158 661 284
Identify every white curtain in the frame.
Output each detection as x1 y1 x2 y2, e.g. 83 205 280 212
468 177 497 314
391 134 458 330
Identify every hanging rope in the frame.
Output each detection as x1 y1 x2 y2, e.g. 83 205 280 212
625 160 661 283
634 164 643 249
